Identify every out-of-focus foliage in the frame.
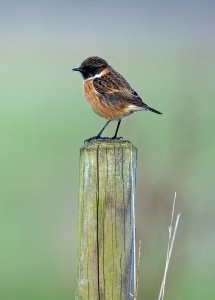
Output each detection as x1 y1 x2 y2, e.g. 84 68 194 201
0 1 215 299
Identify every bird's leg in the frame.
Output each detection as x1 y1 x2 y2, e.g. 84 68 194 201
85 120 111 141
96 120 112 137
112 120 122 139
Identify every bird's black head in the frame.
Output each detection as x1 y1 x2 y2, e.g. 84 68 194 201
73 56 108 80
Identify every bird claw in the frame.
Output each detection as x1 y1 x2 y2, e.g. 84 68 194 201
84 135 101 142
111 136 123 140
84 136 123 142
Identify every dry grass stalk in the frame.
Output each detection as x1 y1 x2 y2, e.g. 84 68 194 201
131 193 180 300
157 192 180 300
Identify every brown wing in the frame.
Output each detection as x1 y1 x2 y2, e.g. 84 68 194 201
94 68 132 92
93 67 148 108
102 91 149 110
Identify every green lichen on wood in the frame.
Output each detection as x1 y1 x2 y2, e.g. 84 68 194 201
76 139 137 300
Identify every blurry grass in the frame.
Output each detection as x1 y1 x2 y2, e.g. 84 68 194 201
0 48 215 299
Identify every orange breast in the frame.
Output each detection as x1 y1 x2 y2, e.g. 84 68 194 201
83 79 130 120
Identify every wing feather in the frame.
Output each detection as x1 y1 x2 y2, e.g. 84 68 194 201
93 68 148 109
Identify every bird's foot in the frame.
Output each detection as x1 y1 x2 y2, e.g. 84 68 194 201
111 136 123 140
84 135 101 142
84 135 112 142
85 136 123 142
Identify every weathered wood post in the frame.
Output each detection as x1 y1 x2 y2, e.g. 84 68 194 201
76 139 137 300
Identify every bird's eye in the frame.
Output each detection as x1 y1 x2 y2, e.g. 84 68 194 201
88 66 95 71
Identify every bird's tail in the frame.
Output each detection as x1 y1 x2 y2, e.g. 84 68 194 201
147 106 162 114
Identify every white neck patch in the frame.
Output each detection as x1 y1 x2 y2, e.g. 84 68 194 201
85 73 101 81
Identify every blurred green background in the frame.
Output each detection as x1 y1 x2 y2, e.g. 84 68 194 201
1 1 215 299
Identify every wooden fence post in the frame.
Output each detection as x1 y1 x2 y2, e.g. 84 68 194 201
76 139 137 300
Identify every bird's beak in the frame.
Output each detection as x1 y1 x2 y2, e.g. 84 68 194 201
72 67 82 72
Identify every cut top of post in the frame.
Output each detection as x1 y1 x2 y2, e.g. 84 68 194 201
82 138 137 151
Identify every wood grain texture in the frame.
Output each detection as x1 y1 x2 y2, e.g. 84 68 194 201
76 139 137 300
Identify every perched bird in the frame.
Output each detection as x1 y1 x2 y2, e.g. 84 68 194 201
73 56 162 140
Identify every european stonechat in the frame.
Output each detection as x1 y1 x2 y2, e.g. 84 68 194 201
73 56 162 140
